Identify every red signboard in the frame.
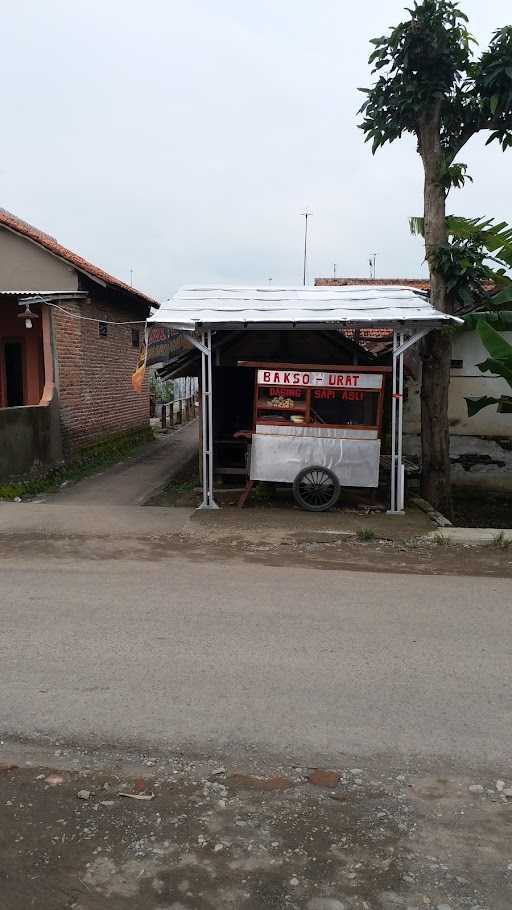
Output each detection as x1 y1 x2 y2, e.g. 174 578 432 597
257 369 382 390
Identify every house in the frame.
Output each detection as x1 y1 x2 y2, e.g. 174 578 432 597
316 277 512 490
0 209 158 480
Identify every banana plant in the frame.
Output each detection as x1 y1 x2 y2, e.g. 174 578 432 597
409 214 512 416
465 319 512 416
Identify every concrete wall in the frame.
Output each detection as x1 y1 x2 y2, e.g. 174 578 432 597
0 226 78 292
0 387 62 480
404 330 512 491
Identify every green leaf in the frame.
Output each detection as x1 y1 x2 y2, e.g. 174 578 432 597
477 355 512 381
497 396 512 413
491 288 512 306
478 319 512 363
465 394 512 417
462 311 512 332
409 216 425 237
490 95 499 115
465 395 501 417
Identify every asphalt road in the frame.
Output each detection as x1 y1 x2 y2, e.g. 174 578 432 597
1 553 511 766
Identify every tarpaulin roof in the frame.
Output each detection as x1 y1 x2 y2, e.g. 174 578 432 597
149 285 463 331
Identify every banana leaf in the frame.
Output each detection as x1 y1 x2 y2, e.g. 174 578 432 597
465 395 512 416
465 321 512 417
459 311 512 332
477 320 512 368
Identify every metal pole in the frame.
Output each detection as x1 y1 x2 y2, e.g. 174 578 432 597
206 329 218 508
198 329 219 510
301 211 311 286
389 330 397 513
200 332 208 508
397 333 405 512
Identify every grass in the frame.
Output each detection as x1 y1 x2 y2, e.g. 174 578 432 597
490 531 512 549
356 527 377 542
0 427 155 501
251 482 274 504
432 531 450 546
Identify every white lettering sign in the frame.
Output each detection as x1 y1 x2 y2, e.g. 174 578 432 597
257 369 383 390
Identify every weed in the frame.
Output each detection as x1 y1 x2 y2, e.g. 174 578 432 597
251 483 273 503
356 527 376 542
432 531 450 546
405 538 420 549
490 531 512 549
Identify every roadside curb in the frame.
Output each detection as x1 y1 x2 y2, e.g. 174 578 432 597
411 496 452 528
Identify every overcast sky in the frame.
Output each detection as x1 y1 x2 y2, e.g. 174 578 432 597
2 1 511 301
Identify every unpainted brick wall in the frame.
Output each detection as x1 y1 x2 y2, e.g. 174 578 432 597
53 297 149 453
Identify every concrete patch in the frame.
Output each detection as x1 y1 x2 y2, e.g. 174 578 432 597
422 527 512 546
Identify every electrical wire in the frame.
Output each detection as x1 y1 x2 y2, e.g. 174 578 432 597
22 294 149 326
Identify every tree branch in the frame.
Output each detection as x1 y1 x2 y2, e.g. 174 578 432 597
448 124 477 161
449 117 512 161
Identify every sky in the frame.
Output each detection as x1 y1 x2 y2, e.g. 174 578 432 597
1 0 511 301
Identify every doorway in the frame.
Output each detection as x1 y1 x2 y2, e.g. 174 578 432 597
2 340 24 406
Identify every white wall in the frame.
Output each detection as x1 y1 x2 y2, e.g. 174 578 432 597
403 329 512 491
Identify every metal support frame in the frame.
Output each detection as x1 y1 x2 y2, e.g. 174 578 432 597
388 330 405 514
163 321 437 515
394 327 429 358
197 329 219 510
387 327 430 514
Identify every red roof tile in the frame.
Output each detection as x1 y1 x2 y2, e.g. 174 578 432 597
315 277 430 291
0 208 158 311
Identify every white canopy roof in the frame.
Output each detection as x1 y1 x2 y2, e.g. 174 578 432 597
149 285 463 331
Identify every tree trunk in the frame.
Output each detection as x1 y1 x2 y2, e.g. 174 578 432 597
420 330 452 516
418 114 453 516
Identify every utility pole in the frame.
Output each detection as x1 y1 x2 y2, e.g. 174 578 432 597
369 253 377 280
301 211 312 286
129 267 134 287
333 263 337 279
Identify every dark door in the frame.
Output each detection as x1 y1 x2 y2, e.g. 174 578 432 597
4 341 24 406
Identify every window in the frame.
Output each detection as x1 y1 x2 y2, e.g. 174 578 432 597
132 328 140 348
310 388 379 427
99 321 108 337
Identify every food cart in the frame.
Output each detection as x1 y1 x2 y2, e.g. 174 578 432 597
237 361 390 510
147 285 463 514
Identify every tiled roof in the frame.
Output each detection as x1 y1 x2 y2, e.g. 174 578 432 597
316 277 430 291
316 276 498 309
0 208 158 311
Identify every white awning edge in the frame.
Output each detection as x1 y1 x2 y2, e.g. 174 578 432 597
149 285 463 330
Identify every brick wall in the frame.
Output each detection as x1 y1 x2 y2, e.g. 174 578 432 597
53 296 149 453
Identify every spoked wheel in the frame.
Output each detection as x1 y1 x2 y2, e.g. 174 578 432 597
293 465 340 512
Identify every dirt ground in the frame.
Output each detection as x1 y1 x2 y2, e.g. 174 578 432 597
2 520 510 578
451 489 512 529
1 739 511 910
146 458 401 515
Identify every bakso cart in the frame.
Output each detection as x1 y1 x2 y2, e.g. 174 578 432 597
237 362 389 510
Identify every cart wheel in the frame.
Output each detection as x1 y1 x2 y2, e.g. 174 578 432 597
293 466 340 512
